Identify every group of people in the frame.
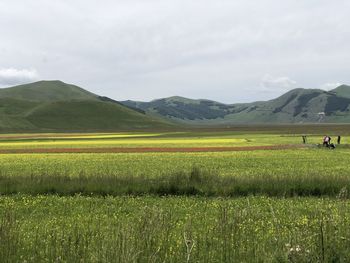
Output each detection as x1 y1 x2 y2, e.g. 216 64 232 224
301 135 341 149
322 135 341 149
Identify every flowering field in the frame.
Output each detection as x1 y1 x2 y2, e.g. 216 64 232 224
0 130 350 262
1 149 350 197
1 196 350 262
0 131 348 149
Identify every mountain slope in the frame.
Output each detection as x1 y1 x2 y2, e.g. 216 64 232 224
27 100 168 130
0 80 98 102
331 85 350 98
121 85 350 124
122 96 251 121
0 81 172 131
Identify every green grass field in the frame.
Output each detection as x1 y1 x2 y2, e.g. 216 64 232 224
2 196 350 262
1 128 350 262
1 150 350 197
0 130 348 149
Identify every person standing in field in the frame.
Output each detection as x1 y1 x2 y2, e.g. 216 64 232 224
337 135 341 144
302 135 307 144
323 135 329 147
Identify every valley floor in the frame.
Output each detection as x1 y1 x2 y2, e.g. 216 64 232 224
1 127 350 262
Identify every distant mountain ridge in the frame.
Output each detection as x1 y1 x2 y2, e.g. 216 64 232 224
121 85 350 124
0 81 172 131
1 81 349 131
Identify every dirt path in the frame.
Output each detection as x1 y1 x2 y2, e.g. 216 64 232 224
0 144 307 154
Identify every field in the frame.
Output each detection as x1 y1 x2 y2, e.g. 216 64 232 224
1 126 350 262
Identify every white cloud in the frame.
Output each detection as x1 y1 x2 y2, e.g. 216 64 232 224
0 68 39 86
320 82 342 90
261 74 298 92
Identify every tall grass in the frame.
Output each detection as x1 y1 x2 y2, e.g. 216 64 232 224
1 149 350 197
1 196 350 262
1 167 350 197
0 210 20 261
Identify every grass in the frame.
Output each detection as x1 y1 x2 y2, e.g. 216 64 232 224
1 195 350 262
1 149 350 197
0 131 348 149
1 130 350 262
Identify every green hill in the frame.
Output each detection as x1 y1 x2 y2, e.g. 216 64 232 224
331 85 350 99
0 81 172 131
0 80 98 102
27 100 168 130
2 80 349 130
121 85 350 124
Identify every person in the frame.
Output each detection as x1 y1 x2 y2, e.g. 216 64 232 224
323 135 329 147
337 135 341 145
322 135 336 149
302 135 307 144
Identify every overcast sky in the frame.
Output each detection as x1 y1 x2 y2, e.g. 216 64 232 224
0 0 349 103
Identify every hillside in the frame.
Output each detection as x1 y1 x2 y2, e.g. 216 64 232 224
0 80 98 102
121 85 350 124
0 81 172 131
2 81 349 130
122 96 248 121
331 85 350 98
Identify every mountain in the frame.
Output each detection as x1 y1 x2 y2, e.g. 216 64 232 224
122 96 245 121
0 80 98 102
331 85 350 99
121 85 350 124
0 81 172 131
2 81 349 131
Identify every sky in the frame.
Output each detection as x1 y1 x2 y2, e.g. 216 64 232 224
0 0 349 103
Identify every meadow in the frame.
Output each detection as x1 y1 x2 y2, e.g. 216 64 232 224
1 196 350 262
1 149 350 197
0 127 348 149
0 127 350 262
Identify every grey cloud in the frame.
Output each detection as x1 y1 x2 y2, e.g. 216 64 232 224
0 0 349 102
